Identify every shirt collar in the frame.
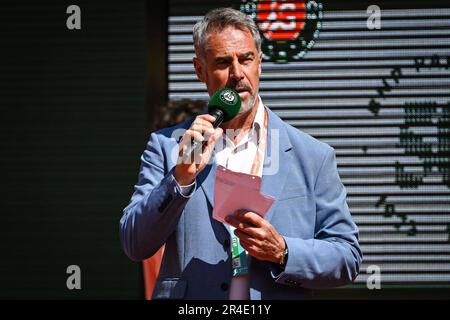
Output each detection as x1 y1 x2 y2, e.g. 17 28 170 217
251 95 265 145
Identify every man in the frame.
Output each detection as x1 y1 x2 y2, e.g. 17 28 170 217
120 7 362 300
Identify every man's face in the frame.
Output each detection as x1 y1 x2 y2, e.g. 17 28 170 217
193 27 262 115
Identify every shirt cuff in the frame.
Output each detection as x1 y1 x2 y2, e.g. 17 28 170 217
173 175 196 198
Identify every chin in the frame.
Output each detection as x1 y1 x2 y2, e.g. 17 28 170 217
241 96 257 113
238 102 253 114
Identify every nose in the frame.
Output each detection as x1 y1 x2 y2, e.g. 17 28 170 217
229 59 244 83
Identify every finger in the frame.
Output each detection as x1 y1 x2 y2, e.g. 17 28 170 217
227 215 264 240
190 120 218 146
203 127 223 153
210 127 223 142
226 214 253 230
235 211 265 228
195 114 217 124
178 130 207 164
183 129 205 144
234 229 260 246
236 224 265 241
238 239 260 258
190 120 215 133
178 131 200 156
201 128 223 160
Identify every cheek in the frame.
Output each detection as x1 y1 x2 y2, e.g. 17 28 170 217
246 65 261 88
208 70 229 86
203 71 223 95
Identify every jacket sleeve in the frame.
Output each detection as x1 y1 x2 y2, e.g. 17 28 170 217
272 148 363 288
119 132 191 261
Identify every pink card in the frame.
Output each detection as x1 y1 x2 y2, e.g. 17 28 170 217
212 165 275 224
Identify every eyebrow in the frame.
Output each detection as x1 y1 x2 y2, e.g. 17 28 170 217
215 56 231 63
214 51 256 63
241 52 255 59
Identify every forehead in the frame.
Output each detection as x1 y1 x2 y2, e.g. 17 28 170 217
204 27 257 57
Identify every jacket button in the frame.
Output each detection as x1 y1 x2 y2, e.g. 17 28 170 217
220 283 229 291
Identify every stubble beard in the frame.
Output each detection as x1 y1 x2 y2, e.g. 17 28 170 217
239 89 258 115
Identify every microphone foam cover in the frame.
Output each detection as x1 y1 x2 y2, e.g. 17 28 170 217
208 88 241 122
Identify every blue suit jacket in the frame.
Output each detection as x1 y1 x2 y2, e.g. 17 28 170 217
120 107 362 300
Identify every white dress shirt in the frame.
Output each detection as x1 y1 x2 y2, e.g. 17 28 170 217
214 96 265 300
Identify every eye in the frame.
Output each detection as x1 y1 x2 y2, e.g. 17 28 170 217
216 60 229 67
241 57 254 65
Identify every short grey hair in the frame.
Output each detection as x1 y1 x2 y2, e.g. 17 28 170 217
193 7 261 58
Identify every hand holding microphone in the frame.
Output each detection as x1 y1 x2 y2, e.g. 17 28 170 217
173 88 241 185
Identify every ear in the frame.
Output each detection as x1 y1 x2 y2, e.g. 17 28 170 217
193 57 206 83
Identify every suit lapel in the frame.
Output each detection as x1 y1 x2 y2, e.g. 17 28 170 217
261 107 293 222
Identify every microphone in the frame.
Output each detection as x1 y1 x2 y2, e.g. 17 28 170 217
182 88 241 162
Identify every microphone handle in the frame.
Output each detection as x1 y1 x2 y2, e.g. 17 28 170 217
211 109 224 127
181 109 224 163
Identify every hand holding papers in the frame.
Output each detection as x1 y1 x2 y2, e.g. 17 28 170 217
212 165 275 224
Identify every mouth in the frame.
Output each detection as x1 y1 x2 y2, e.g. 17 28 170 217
235 88 249 94
236 91 249 101
235 88 251 100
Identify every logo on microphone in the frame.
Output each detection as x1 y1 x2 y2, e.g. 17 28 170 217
241 0 323 63
220 89 238 106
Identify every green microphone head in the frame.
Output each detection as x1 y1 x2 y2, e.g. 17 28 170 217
208 88 241 122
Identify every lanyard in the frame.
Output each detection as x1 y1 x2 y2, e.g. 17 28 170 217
250 108 268 177
231 108 268 277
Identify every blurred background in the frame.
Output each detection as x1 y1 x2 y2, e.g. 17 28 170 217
0 0 449 299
